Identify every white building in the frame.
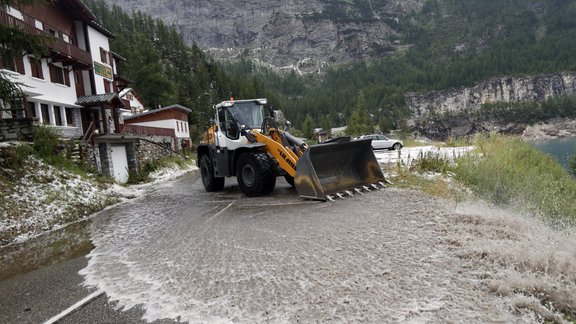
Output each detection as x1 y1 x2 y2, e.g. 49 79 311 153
0 0 129 139
119 88 146 116
123 105 192 150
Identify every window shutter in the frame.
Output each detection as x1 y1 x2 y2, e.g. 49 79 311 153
64 69 70 86
49 64 57 83
100 48 106 63
37 60 43 79
15 56 25 74
29 58 37 77
103 79 110 93
30 58 44 79
109 52 114 67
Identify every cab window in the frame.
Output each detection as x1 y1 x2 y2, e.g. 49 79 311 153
218 108 240 139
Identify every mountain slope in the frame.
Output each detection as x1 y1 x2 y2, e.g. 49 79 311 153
102 0 425 70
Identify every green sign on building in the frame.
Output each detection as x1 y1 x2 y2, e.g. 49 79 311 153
94 62 113 79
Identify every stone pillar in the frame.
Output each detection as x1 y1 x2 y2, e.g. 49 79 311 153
126 142 138 171
98 142 114 178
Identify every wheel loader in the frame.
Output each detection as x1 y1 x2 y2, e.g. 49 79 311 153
196 98 386 201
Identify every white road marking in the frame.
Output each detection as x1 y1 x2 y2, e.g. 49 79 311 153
42 290 103 324
203 201 235 224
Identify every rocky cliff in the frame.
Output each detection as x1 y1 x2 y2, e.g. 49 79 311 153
103 0 425 71
405 72 576 118
405 72 576 140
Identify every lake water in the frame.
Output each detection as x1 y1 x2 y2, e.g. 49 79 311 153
531 137 576 171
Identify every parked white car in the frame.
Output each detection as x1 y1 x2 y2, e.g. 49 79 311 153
357 134 403 150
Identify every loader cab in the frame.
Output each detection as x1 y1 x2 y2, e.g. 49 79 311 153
214 98 268 150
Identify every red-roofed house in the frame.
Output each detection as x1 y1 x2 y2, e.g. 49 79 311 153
122 104 192 151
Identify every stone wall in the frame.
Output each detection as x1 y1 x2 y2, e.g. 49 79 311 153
0 118 36 142
136 136 176 168
94 135 178 182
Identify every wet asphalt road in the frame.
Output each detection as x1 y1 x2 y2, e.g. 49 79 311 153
0 171 520 323
0 172 314 324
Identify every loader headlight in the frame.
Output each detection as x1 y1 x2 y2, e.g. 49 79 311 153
221 101 234 107
256 98 268 105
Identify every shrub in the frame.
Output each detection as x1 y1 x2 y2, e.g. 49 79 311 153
32 126 62 159
127 168 151 184
0 144 33 170
413 151 451 174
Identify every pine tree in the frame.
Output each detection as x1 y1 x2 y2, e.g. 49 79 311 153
346 91 373 136
321 115 332 134
302 114 314 140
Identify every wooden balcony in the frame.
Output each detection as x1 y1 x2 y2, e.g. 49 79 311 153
0 10 92 69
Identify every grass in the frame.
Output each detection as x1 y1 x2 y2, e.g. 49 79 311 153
455 134 576 226
389 133 576 227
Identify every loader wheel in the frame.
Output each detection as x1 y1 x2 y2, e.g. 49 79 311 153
200 154 225 192
392 143 402 150
237 152 276 197
284 174 295 188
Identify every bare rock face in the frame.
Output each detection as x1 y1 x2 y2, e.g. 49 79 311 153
522 118 576 139
103 0 425 70
405 72 576 117
405 72 576 140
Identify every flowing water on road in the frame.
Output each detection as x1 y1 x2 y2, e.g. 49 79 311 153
80 175 576 323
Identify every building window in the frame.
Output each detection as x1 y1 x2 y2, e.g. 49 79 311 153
53 106 63 126
30 58 43 79
65 108 74 126
0 55 15 72
34 19 43 30
100 47 108 64
62 34 70 44
6 6 24 20
103 79 111 93
49 64 70 86
1 55 24 74
28 102 37 118
41 104 50 125
48 28 58 38
49 64 64 84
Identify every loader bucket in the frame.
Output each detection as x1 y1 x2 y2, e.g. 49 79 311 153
294 138 385 200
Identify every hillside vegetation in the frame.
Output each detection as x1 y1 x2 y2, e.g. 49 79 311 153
277 0 576 130
84 0 280 136
86 0 576 136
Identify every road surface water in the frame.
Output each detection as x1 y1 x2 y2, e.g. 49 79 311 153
77 173 576 323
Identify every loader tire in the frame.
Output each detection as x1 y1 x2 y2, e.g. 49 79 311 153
284 174 295 188
200 154 225 192
237 152 276 197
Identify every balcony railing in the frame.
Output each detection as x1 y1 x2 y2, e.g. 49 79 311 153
0 10 92 68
